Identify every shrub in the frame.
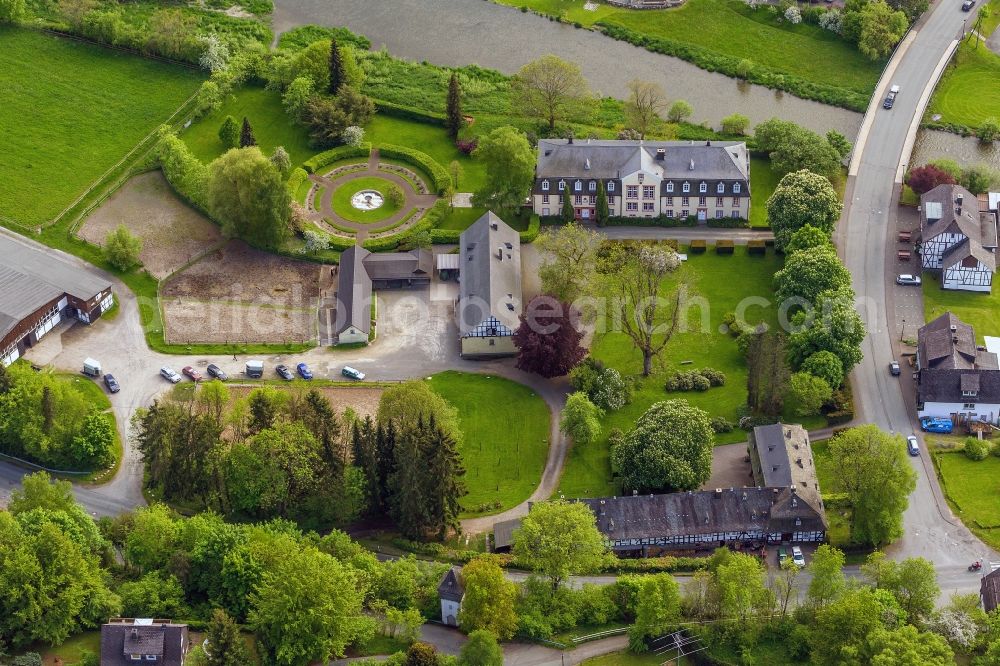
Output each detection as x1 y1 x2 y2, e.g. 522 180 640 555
665 368 724 392
104 224 143 271
690 239 707 253
964 437 991 461
519 214 542 244
716 239 735 254
592 367 631 411
456 138 479 154
302 143 371 174
342 125 365 147
156 128 210 211
373 99 447 126
286 167 309 198
378 144 451 194
711 416 735 433
707 216 750 228
386 183 405 207
748 239 767 255
721 113 750 136
699 368 726 386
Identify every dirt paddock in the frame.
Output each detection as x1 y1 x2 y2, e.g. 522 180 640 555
227 385 384 419
162 299 316 344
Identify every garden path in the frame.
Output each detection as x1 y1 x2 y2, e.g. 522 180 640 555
307 149 439 241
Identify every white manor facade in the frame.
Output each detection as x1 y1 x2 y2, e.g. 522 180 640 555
530 139 751 223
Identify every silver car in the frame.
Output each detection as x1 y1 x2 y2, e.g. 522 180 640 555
896 274 921 286
159 367 182 383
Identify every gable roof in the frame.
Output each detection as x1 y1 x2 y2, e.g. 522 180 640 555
100 619 188 666
918 312 979 371
458 212 522 335
942 238 997 273
335 245 372 336
983 568 1000 613
362 249 432 281
535 139 749 182
437 568 465 602
917 312 1000 404
750 423 821 506
922 184 998 248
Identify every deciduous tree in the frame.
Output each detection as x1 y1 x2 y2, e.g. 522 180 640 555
560 392 604 447
204 608 252 666
459 630 503 666
766 169 843 249
624 79 667 138
787 290 866 374
807 544 846 609
801 350 845 389
207 147 290 249
458 556 519 639
471 126 536 215
905 164 956 194
104 224 143 271
721 113 750 136
628 573 681 650
513 500 611 591
858 0 908 60
868 625 954 665
511 54 592 131
218 115 240 149
774 245 852 305
513 297 586 377
666 99 693 123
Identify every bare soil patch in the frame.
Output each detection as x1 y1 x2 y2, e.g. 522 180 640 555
162 239 324 305
78 171 223 279
228 385 384 418
162 299 316 344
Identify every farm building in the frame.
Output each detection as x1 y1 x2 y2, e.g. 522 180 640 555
100 618 189 666
0 232 113 366
437 567 464 627
457 212 522 358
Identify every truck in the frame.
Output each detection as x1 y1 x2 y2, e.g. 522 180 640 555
245 360 264 379
82 358 102 377
883 84 900 109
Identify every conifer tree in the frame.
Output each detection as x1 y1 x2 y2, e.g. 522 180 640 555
328 39 345 95
446 72 463 140
301 390 343 476
595 181 609 226
218 115 239 149
561 187 575 223
422 416 467 540
390 420 430 539
351 416 378 513
376 419 397 511
204 608 251 666
239 116 256 148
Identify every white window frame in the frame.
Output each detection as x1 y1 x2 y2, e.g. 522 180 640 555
666 182 674 193
699 182 707 193
717 182 725 193
682 182 690 193
607 181 615 192
733 182 741 194
541 180 549 191
589 181 597 192
558 180 565 191
574 180 582 191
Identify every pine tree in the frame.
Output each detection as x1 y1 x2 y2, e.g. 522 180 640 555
376 419 397 511
205 608 251 666
302 389 343 477
422 416 467 540
239 116 256 148
446 72 463 140
390 419 430 539
328 39 345 95
351 417 379 514
561 188 576 224
595 181 609 226
218 115 239 149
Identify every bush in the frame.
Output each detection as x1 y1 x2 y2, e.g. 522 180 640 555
386 182 405 207
519 214 542 244
964 437 991 461
707 216 750 228
286 167 309 198
711 416 735 433
377 144 451 194
690 239 707 253
715 239 735 254
302 143 371 174
699 368 726 386
156 128 210 211
601 215 697 227
373 99 446 126
665 368 725 392
823 385 855 425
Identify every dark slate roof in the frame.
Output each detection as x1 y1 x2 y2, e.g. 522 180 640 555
123 628 165 655
0 232 111 340
941 238 997 272
983 568 1000 613
580 486 826 543
922 184 993 244
362 249 432 281
750 423 821 506
917 312 1000 404
437 568 464 602
492 518 522 550
335 245 372 336
458 212 522 335
535 139 749 182
100 619 188 666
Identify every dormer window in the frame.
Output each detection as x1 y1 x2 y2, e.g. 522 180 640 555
607 182 615 192
794 518 801 526
717 182 725 193
574 180 581 191
541 180 549 191
699 182 707 193
666 182 674 193
734 183 741 194
558 180 565 191
638 173 645 183
963 390 978 398
682 182 690 193
589 181 596 192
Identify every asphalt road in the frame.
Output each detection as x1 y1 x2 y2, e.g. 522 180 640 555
841 0 997 598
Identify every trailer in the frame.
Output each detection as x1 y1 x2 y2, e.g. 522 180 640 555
245 360 264 378
82 358 102 377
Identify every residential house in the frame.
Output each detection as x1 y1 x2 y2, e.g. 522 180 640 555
1 232 113 366
437 568 464 627
100 618 189 666
916 312 1000 422
748 423 823 509
531 139 750 223
919 184 998 292
982 567 1000 613
333 246 432 345
457 212 522 358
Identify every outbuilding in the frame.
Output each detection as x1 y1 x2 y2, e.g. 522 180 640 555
437 567 464 627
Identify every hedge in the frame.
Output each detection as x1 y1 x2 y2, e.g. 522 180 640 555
706 216 750 228
377 144 451 195
155 129 210 212
690 239 707 253
596 23 869 113
600 215 697 228
430 228 462 244
374 99 447 126
286 167 309 197
302 143 371 174
748 239 767 255
520 214 541 243
716 240 735 254
361 199 450 251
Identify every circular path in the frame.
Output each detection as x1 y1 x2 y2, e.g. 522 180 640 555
306 149 439 241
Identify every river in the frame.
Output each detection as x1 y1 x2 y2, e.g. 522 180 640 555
272 0 1000 171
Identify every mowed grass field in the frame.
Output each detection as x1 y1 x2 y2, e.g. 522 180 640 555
426 371 551 515
498 0 881 95
933 449 1000 550
0 27 202 226
928 41 1000 129
923 271 1000 341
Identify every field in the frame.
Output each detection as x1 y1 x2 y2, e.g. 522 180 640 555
497 0 881 95
0 27 202 227
933 447 1000 550
427 371 551 515
78 171 224 278
559 245 824 499
750 156 781 228
922 271 1000 341
927 40 1000 131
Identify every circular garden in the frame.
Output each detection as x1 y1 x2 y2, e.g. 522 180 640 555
331 176 404 224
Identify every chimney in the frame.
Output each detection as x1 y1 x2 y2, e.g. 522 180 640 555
568 135 573 144
655 148 666 160
950 324 958 332
714 488 722 498
957 193 964 206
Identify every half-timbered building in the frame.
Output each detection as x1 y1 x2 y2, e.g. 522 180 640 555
919 184 998 292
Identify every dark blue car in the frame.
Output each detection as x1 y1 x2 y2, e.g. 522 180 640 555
297 362 313 380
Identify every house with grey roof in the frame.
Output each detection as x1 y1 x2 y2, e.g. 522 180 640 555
916 312 1000 422
1 232 113 367
748 423 822 509
333 246 432 345
531 139 750 223
100 618 189 666
457 212 522 358
919 184 998 292
437 568 464 627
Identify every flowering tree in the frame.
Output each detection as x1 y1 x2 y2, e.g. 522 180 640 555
199 35 230 73
784 5 802 23
341 125 365 147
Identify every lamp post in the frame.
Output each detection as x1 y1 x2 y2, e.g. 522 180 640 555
901 318 906 342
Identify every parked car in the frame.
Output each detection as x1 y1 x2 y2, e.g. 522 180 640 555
103 373 120 394
777 547 788 565
297 362 313 380
907 435 920 456
792 546 806 568
883 84 900 109
962 0 976 11
920 416 954 433
889 360 901 376
206 364 228 381
896 274 921 286
160 367 182 383
182 366 203 382
276 364 294 381
245 360 264 379
342 366 365 381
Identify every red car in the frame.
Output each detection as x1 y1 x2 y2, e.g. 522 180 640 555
182 366 203 382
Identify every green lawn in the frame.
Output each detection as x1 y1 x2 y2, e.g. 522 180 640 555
0 27 202 227
750 156 780 228
928 40 1000 130
922 271 1000 341
426 371 551 515
330 176 403 223
933 449 1000 550
499 0 881 95
559 245 823 499
15 630 101 665
580 650 676 665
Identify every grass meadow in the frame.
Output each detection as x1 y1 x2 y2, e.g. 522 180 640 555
928 39 1000 130
932 447 1000 551
923 271 1000 342
0 27 202 227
